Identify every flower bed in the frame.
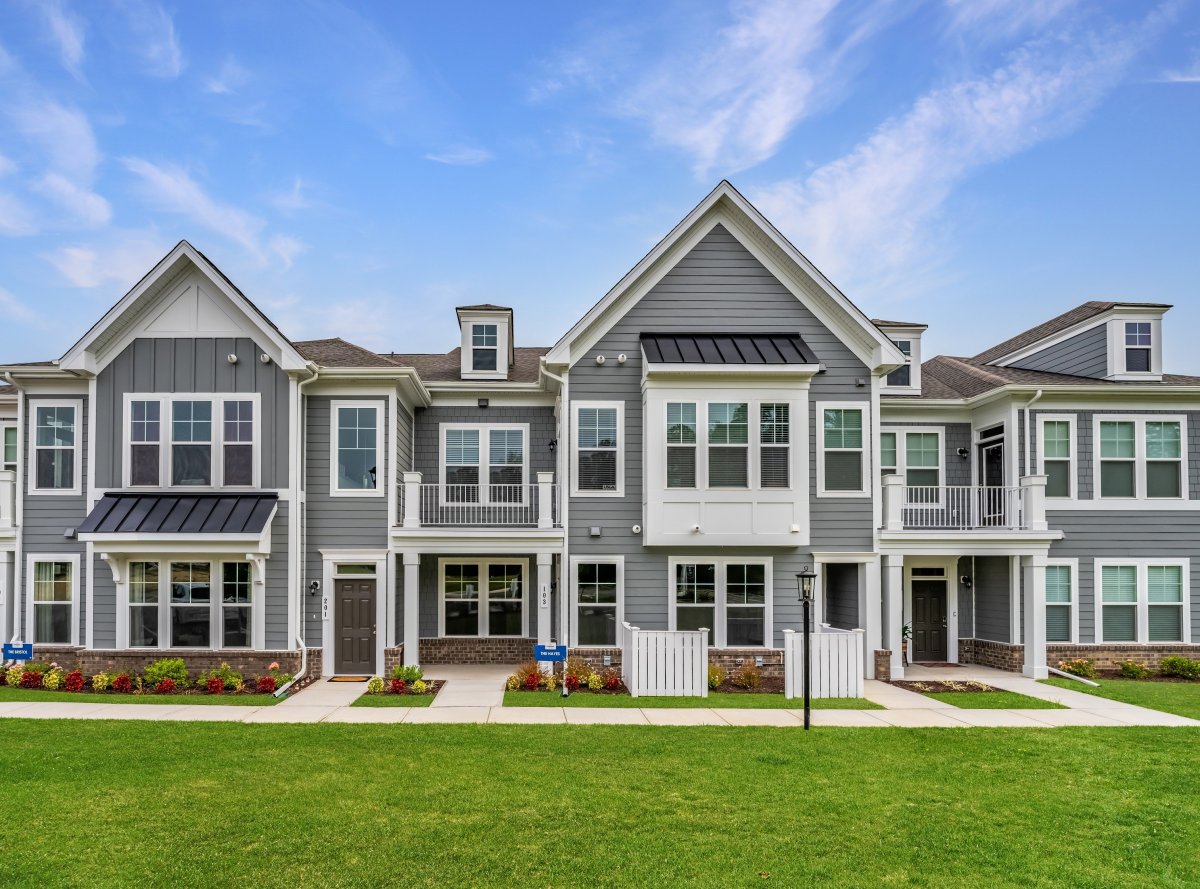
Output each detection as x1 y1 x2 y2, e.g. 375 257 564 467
357 665 443 702
502 659 785 698
892 679 1064 709
0 658 293 702
1059 655 1200 683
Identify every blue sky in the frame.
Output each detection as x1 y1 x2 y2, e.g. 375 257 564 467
0 0 1198 368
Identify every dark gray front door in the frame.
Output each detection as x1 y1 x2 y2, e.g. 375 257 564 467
911 579 947 662
336 578 375 674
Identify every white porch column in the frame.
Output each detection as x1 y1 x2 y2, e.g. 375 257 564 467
861 558 882 679
1020 474 1048 531
883 554 904 678
1022 553 1048 679
537 472 554 529
536 552 553 666
402 552 421 667
882 475 904 531
402 472 422 529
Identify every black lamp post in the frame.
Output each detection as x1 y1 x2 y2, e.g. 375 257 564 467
796 567 818 730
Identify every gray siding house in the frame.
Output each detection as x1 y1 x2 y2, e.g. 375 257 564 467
2 182 1198 680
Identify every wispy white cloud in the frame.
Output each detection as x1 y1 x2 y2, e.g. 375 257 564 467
38 0 86 78
203 55 250 94
943 0 1080 37
34 173 112 226
8 99 100 181
116 0 184 78
0 193 38 236
268 177 314 214
44 229 171 288
424 146 493 166
1157 52 1200 83
751 9 1172 299
0 155 16 177
268 234 306 270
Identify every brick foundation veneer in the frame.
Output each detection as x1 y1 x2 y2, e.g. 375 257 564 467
958 638 1024 672
1047 644 1200 671
568 648 622 672
28 646 322 679
383 646 404 675
419 637 537 664
708 648 786 679
874 650 891 682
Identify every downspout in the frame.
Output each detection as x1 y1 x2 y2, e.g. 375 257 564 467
3 372 23 656
276 363 319 697
1022 389 1044 480
540 362 569 652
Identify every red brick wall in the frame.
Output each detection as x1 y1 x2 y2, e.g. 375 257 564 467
958 638 1024 672
28 646 322 679
874 650 891 682
419 637 537 664
565 647 787 678
1047 644 1200 671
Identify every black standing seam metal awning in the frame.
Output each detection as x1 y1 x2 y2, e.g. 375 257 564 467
640 332 817 365
77 493 278 535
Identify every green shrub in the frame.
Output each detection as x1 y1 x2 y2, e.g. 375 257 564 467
4 666 23 688
391 664 423 683
366 676 385 694
198 663 243 690
707 664 727 690
729 663 762 690
1057 658 1098 680
41 668 64 690
1159 656 1200 680
1119 660 1151 680
91 672 113 691
144 658 189 687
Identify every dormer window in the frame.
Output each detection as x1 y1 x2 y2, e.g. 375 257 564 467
1106 313 1162 380
886 341 912 387
1125 322 1151 373
472 325 498 371
876 323 925 394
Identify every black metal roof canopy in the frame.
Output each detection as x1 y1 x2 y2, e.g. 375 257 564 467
78 493 278 535
640 332 817 365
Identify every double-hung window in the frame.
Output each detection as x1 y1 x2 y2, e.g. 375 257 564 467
33 403 77 492
488 428 524 503
444 429 480 502
222 400 254 486
1125 322 1152 373
819 405 867 494
1096 417 1185 499
334 402 381 494
222 562 252 647
1039 418 1074 498
127 395 259 489
671 557 772 647
574 403 621 494
472 324 498 371
32 559 73 643
1045 563 1074 643
573 559 622 646
440 425 527 504
666 403 697 488
170 562 212 647
674 563 716 641
172 401 212 486
1146 421 1183 498
725 563 767 646
880 432 898 478
1099 560 1189 643
707 402 748 488
2 424 17 473
1148 565 1185 643
759 404 789 488
130 400 161 486
886 340 912 386
129 561 160 648
903 433 940 487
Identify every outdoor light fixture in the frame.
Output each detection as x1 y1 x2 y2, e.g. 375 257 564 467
796 566 818 731
957 447 969 458
548 438 557 453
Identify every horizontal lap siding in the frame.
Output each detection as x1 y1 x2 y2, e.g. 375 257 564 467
956 557 974 637
265 501 290 648
1010 325 1107 378
973 556 1011 643
823 563 859 630
568 224 874 644
412 406 556 478
879 422 972 487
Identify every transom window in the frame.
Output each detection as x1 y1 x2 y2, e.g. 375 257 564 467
1124 322 1152 373
670 558 772 648
819 405 867 495
33 403 77 492
1096 417 1185 499
574 404 621 494
574 560 622 646
440 425 527 504
32 559 73 644
1098 560 1189 644
472 324 498 371
127 559 253 649
334 403 380 494
440 560 526 637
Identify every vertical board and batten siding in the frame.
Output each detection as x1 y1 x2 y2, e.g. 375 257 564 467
21 395 89 641
879 421 972 486
568 224 874 645
783 628 864 698
304 396 388 647
93 337 291 489
972 555 1012 643
1009 325 1108 378
411 405 557 478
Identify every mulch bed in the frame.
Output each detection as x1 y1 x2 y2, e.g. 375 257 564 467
892 680 1000 694
712 677 784 694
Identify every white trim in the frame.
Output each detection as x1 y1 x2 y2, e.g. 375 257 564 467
436 557 531 638
459 312 512 381
667 555 773 649
438 422 530 504
1091 414 1188 502
901 558 958 663
879 330 922 396
329 399 386 497
1044 557 1079 644
880 425 945 491
1036 414 1077 500
25 553 80 646
816 401 871 498
568 555 625 647
1095 558 1191 644
320 549 389 676
1106 314 1164 381
26 398 83 496
571 400 624 497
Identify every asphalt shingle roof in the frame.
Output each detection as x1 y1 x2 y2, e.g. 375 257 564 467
911 355 1200 400
973 301 1171 364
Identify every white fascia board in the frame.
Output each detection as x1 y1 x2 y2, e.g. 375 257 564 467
545 182 906 372
989 305 1167 368
641 363 821 381
312 368 431 408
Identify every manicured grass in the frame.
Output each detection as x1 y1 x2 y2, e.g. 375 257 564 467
1042 678 1200 720
2 722 1199 888
351 693 434 708
925 690 1065 710
502 691 881 709
0 686 277 706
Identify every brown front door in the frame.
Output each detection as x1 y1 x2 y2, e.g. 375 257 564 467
336 578 376 674
911 579 947 662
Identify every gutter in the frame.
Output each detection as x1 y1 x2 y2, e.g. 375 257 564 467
540 361 570 654
3 372 22 661
1022 389 1044 477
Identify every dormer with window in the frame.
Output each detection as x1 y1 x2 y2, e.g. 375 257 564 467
1106 312 1163 381
875 321 925 395
458 305 514 380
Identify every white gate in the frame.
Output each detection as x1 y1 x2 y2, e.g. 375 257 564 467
783 626 865 699
618 622 708 697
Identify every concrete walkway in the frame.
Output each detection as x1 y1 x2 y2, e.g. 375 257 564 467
424 664 513 708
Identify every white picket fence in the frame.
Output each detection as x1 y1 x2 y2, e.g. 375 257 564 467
783 625 865 699
618 622 708 697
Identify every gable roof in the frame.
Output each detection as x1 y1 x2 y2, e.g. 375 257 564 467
545 180 906 371
872 318 927 330
294 337 402 368
913 354 1200 400
973 301 1171 364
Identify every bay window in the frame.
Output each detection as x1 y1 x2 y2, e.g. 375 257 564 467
1095 416 1186 500
32 402 78 492
670 557 772 648
759 403 789 488
666 402 697 489
127 558 254 649
707 402 748 488
573 559 622 646
1099 560 1189 643
170 562 211 647
129 561 160 647
574 403 621 495
819 405 867 495
222 562 252 647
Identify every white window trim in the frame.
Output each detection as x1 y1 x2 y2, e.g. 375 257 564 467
1036 414 1077 500
667 555 773 648
1 420 17 474
571 401 624 497
1044 557 1079 644
27 399 83 496
320 550 390 677
436 557 530 638
816 401 871 498
882 335 922 394
1106 315 1163 380
1091 414 1188 502
25 553 80 646
568 555 625 647
329 399 386 498
459 312 510 380
880 426 944 487
1095 558 1190 644
438 422 530 504
122 393 262 490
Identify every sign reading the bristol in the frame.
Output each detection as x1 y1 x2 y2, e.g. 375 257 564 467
533 644 567 662
3 643 33 661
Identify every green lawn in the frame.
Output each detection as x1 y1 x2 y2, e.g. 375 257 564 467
502 691 881 709
925 690 1065 710
350 693 435 708
0 687 277 706
1042 678 1200 720
2 722 1199 888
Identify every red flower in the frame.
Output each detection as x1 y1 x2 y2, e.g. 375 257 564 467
565 674 581 691
389 678 407 695
155 678 177 694
20 671 43 689
112 674 133 693
255 675 277 694
522 671 541 691
64 671 84 693
207 677 224 695
603 673 621 691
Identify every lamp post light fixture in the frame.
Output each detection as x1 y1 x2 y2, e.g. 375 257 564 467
796 566 818 731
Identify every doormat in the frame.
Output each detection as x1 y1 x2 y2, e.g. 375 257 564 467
911 662 959 668
328 676 369 683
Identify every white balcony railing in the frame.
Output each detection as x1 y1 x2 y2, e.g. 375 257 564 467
0 469 14 531
399 472 559 529
882 475 1047 533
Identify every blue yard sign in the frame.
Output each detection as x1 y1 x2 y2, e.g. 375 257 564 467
3 643 33 661
534 644 567 662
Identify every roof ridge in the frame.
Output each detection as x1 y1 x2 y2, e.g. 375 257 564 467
937 355 1011 384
